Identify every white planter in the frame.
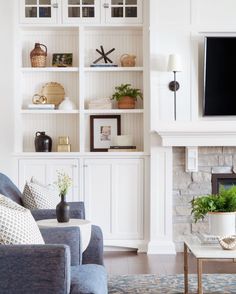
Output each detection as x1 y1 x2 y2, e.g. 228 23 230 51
208 212 236 236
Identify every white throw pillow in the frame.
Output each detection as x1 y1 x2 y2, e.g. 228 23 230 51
0 195 45 245
22 179 59 210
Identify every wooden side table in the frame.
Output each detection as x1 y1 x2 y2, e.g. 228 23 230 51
37 218 91 252
184 236 236 294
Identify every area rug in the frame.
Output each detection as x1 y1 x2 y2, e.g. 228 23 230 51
108 274 236 293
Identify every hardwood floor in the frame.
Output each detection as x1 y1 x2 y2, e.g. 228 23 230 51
104 251 236 275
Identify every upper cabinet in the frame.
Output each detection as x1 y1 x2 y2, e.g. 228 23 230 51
19 0 143 25
20 0 59 24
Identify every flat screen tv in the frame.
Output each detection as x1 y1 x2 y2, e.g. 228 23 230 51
204 37 236 116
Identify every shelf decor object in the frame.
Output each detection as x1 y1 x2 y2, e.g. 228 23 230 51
52 53 73 67
88 98 112 109
57 136 71 152
92 45 117 66
120 54 136 67
41 82 65 107
111 83 143 109
90 115 121 152
30 43 47 67
168 54 182 121
58 97 76 110
34 132 52 152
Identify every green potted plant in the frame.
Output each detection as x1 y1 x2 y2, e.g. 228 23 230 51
191 186 236 236
111 83 143 109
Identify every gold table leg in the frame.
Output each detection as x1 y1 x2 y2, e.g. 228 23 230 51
197 259 203 294
184 243 188 294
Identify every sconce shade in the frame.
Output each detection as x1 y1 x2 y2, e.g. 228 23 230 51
168 54 182 72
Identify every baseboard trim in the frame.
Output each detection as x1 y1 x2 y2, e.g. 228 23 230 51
147 240 176 255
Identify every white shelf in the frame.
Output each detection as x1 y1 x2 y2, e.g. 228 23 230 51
84 67 143 72
84 109 144 114
21 67 79 73
21 109 80 114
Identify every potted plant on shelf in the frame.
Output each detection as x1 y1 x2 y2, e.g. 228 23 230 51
191 186 236 236
111 83 143 109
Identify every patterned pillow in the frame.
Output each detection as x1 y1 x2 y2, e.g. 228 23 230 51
22 179 59 210
0 195 45 245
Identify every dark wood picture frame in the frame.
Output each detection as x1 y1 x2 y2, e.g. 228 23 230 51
90 115 121 152
212 173 236 194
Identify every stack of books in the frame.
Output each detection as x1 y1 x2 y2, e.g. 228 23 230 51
196 232 219 244
108 146 137 152
27 104 55 110
88 98 112 109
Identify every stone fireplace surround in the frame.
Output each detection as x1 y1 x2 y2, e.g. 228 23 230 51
150 121 236 254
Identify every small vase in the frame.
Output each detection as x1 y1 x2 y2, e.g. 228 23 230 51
56 194 70 223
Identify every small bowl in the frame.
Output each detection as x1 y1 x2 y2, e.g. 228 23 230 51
218 235 236 250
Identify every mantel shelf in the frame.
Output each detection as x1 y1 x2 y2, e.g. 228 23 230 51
155 121 236 147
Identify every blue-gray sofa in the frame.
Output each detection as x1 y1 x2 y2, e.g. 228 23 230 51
0 172 108 294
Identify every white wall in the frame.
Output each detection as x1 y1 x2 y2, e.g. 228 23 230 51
0 0 15 180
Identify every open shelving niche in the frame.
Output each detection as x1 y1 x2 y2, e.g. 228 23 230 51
16 25 146 156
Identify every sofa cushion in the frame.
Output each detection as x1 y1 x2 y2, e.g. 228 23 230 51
0 172 23 205
22 179 59 210
70 264 108 294
0 195 44 245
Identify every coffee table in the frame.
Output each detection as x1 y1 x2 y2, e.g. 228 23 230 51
37 218 91 252
184 236 236 294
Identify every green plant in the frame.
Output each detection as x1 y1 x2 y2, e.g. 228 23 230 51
111 83 143 101
55 171 72 197
191 185 236 223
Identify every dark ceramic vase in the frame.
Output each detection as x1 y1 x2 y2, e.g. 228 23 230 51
35 131 52 152
56 194 70 223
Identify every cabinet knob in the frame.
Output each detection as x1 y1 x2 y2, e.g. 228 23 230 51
103 3 109 8
52 3 59 8
83 165 88 168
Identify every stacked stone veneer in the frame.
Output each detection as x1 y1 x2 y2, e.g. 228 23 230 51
173 147 236 252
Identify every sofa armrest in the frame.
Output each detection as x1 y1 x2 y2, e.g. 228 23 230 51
0 244 71 294
40 227 82 266
31 201 85 221
82 225 104 266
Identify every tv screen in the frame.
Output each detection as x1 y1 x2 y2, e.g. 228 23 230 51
204 37 236 116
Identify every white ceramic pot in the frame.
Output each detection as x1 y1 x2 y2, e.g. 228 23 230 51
58 97 76 110
208 212 236 236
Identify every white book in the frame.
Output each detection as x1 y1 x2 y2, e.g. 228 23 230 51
196 232 219 244
28 104 55 109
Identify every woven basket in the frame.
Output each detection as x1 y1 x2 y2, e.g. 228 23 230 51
31 56 46 67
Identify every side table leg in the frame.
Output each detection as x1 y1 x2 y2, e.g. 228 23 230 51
184 243 188 294
197 259 203 294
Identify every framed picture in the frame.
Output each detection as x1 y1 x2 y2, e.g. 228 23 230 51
90 115 121 152
52 53 73 67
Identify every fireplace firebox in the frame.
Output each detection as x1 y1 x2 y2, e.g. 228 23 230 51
212 173 236 194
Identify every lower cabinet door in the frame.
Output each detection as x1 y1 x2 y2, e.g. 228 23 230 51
18 159 79 202
84 158 144 240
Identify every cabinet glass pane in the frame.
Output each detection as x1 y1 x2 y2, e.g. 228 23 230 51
125 0 137 4
82 0 94 4
69 0 80 4
82 7 94 17
68 7 80 17
25 7 37 17
39 7 51 17
111 7 123 17
125 7 137 17
111 0 123 5
25 0 37 5
39 0 51 4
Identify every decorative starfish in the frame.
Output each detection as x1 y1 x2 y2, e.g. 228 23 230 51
93 45 115 64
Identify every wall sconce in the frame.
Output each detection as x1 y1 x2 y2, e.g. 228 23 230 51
168 54 182 120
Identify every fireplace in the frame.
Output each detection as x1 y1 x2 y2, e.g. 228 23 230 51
212 174 236 194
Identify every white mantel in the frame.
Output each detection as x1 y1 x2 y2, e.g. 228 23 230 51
155 121 236 147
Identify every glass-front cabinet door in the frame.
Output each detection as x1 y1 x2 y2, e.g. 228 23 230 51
105 0 142 24
20 0 59 24
62 0 100 24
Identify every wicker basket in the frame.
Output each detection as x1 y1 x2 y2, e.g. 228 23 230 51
30 43 47 68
